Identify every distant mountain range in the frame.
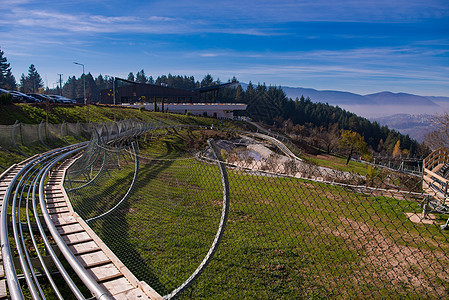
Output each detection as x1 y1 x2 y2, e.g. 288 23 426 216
280 87 449 115
240 83 449 141
280 87 449 141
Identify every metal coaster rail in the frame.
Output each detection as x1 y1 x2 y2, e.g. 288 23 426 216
0 119 166 299
0 121 232 299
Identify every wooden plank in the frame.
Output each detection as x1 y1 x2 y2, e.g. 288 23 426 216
50 214 77 226
47 201 68 208
45 185 63 189
0 279 6 299
45 191 64 196
47 212 71 219
57 223 85 235
45 186 63 191
62 231 93 245
48 207 70 214
78 251 111 268
139 281 164 300
45 196 66 203
87 263 122 282
114 288 151 299
424 168 449 184
69 241 101 255
99 277 135 296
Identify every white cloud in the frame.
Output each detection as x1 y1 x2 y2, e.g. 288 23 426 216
137 0 449 24
1 8 186 35
200 53 220 57
148 16 175 22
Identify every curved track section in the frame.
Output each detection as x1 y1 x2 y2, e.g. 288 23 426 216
0 121 166 299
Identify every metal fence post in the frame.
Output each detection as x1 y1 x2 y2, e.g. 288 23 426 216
12 120 29 157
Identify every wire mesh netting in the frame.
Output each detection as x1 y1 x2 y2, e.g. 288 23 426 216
0 119 161 162
63 126 449 299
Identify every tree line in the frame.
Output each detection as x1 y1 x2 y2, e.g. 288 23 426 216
0 47 426 156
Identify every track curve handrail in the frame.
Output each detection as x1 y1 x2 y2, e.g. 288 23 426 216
86 142 139 223
164 139 230 299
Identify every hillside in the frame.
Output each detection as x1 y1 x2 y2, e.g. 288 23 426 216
372 114 436 142
364 92 438 107
281 86 370 105
0 103 248 168
0 103 244 127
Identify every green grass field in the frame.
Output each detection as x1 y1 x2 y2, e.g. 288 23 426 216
64 130 449 299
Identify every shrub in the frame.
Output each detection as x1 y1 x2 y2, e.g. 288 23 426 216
0 93 12 105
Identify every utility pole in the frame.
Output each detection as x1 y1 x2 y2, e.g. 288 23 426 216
58 74 63 95
73 62 86 104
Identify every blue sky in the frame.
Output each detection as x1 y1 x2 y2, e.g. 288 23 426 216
1 0 448 96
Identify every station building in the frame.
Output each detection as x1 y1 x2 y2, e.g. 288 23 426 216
101 82 199 104
123 102 247 119
100 80 247 119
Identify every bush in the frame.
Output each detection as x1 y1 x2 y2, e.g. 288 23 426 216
0 93 12 105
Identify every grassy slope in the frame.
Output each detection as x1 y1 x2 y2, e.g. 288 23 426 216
0 103 247 169
0 103 245 126
1 103 372 174
64 130 448 299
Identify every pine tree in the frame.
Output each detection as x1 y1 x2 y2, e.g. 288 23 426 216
234 84 243 103
95 74 106 91
85 73 98 102
0 48 17 90
201 74 214 87
136 69 147 83
20 64 43 93
127 72 135 82
62 76 77 99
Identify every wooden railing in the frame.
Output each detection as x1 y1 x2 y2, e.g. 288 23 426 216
423 148 449 204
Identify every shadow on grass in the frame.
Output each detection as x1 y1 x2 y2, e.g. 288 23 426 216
75 155 178 295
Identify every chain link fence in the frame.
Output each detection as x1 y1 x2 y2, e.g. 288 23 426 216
62 126 448 299
0 119 165 167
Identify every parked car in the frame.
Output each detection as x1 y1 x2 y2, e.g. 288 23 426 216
28 93 53 103
48 95 77 104
9 91 40 103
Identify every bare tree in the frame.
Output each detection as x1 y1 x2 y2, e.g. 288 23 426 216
424 113 449 150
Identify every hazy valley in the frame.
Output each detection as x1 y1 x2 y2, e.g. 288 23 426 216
279 86 449 142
